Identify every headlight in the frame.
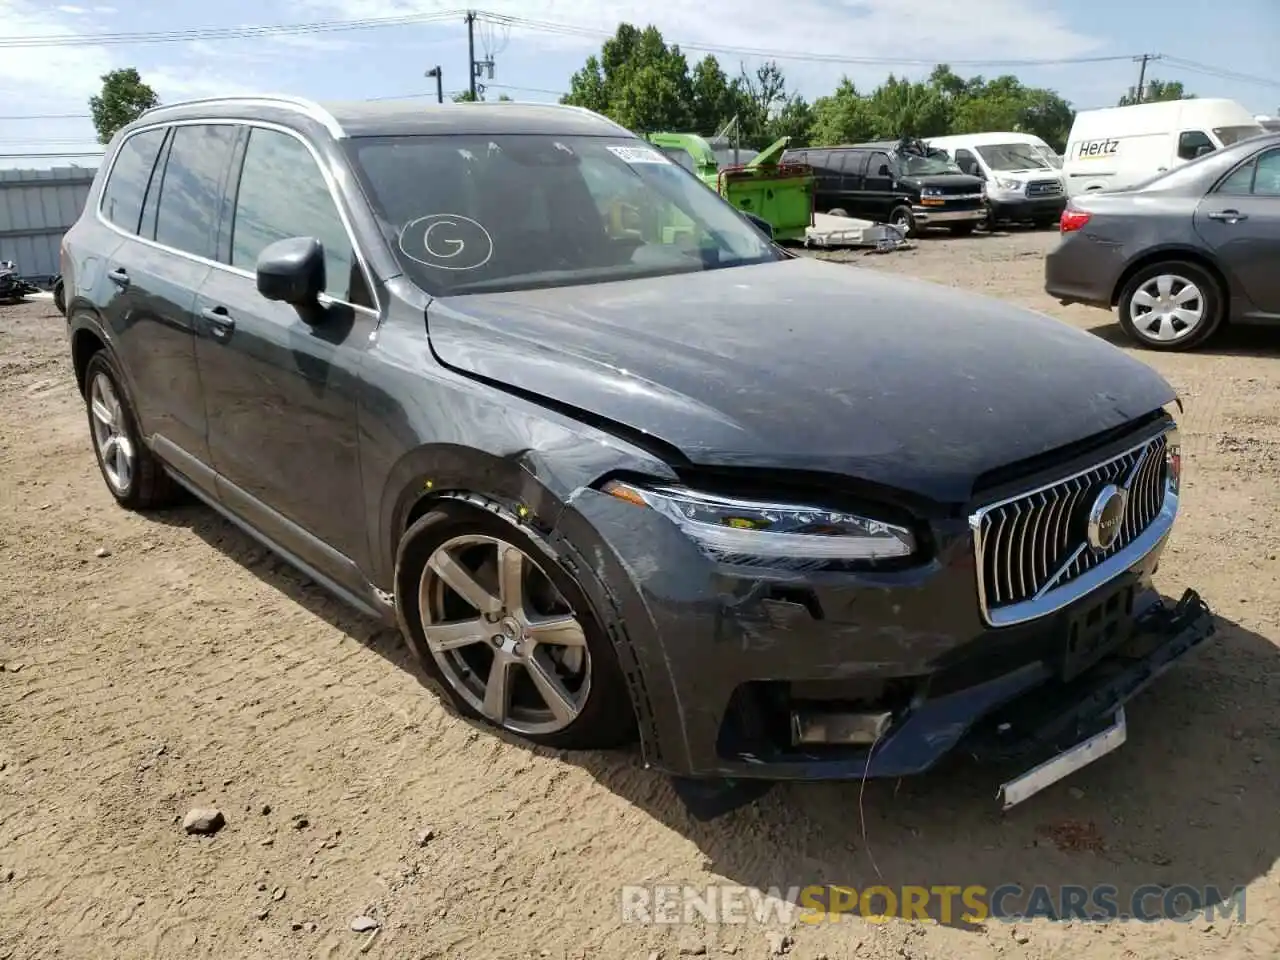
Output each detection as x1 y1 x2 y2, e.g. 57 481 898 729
602 480 916 562
1163 400 1182 493
995 177 1021 191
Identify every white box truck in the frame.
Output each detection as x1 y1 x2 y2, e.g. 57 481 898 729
1063 98 1265 196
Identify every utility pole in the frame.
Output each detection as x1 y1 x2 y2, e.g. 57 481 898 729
463 10 495 101
1133 53 1161 103
465 11 477 101
425 66 442 104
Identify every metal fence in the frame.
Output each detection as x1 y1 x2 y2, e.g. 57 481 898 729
0 166 97 281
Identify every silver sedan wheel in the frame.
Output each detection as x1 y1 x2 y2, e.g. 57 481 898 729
89 372 134 495
418 533 591 736
1130 273 1205 343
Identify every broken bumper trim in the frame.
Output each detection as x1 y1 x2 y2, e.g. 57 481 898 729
671 588 1215 821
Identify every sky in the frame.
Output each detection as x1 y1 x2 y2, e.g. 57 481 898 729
1 0 1277 168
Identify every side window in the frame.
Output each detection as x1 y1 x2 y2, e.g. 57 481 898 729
154 124 239 259
869 152 892 177
1253 150 1280 197
1177 130 1214 162
954 148 979 176
1217 159 1256 196
839 151 867 177
99 127 167 234
230 127 357 303
138 130 173 241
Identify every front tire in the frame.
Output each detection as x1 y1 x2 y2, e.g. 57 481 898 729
1117 260 1223 352
395 498 636 750
83 351 178 509
53 276 66 316
888 205 917 237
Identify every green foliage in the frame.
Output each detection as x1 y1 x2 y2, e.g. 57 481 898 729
88 68 159 145
560 25 1146 154
1118 79 1194 107
561 24 808 148
810 64 1078 151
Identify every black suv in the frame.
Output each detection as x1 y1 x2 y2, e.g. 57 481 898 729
61 96 1213 818
783 137 987 236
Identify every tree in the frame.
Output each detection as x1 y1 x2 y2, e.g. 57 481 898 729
560 26 1082 154
1118 79 1194 107
89 68 159 144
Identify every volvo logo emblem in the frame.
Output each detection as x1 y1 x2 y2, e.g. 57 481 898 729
1086 484 1128 552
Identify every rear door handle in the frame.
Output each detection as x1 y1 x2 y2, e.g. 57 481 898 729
200 305 236 340
107 267 130 288
1207 209 1247 223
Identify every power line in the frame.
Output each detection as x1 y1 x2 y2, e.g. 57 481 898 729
0 152 103 159
1159 56 1280 92
476 12 1136 68
0 10 467 48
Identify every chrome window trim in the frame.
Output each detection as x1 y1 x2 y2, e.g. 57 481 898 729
968 426 1178 628
136 95 346 139
95 117 379 317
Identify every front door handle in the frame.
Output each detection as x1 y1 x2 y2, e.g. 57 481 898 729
200 305 236 340
1207 209 1247 223
107 267 130 288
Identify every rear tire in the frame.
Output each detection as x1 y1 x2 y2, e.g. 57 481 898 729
53 276 65 316
395 498 637 751
1117 260 1223 352
83 351 178 509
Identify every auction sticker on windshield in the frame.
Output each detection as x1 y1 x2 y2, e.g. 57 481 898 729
608 145 672 165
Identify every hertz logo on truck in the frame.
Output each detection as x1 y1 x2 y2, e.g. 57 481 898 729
1075 139 1119 159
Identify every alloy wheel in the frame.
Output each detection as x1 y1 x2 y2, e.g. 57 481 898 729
418 533 591 736
1130 273 1205 343
89 372 134 495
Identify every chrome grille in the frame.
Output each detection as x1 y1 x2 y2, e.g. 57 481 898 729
1027 179 1062 197
972 433 1170 621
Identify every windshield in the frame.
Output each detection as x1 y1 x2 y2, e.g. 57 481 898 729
1214 124 1266 147
345 134 780 296
975 143 1053 172
899 153 962 176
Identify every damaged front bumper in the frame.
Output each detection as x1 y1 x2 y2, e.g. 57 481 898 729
671 588 1214 820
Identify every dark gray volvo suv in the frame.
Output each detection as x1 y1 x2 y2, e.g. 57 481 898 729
61 96 1214 818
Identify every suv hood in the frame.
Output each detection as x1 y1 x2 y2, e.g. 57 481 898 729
900 173 984 191
426 258 1174 504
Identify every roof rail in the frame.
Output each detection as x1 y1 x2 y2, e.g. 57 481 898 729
136 94 345 138
482 99 629 135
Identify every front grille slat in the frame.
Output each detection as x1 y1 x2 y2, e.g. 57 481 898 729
974 434 1170 618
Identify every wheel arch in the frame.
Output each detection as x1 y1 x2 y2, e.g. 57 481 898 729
1110 247 1231 309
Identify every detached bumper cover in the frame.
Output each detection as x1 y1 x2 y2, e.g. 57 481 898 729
962 588 1213 763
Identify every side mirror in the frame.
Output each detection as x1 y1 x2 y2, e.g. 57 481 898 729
1195 144 1214 158
256 236 325 309
743 212 774 239
877 164 891 176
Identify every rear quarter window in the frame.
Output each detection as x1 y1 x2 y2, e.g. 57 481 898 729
99 128 167 234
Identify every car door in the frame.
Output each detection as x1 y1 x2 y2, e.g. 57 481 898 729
95 124 222 473
1194 145 1280 316
837 150 869 217
194 123 380 582
863 151 894 219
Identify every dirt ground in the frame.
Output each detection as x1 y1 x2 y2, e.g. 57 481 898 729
3 228 1280 960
